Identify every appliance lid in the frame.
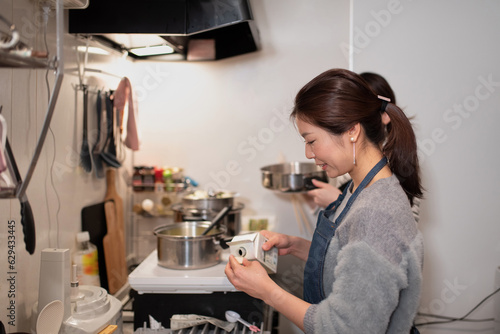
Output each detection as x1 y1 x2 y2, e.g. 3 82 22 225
128 250 236 294
68 0 260 61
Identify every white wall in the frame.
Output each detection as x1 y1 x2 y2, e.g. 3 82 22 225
352 0 500 333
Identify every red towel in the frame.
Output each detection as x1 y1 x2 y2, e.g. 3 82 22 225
114 77 140 151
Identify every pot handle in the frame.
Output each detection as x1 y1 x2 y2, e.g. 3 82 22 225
214 236 233 249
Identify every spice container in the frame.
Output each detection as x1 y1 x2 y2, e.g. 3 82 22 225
142 166 155 192
132 166 144 192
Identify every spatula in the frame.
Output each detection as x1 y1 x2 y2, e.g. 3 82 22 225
80 86 92 173
100 92 121 168
91 90 105 178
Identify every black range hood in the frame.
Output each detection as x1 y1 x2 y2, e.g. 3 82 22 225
69 0 260 60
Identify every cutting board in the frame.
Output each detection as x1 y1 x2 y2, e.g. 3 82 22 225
103 200 128 294
104 168 124 239
81 202 108 290
103 168 127 294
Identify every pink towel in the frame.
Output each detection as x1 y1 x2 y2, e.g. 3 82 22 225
114 77 139 151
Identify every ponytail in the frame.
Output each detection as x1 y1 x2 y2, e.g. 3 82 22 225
383 103 423 205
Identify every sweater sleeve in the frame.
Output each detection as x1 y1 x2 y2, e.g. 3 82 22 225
303 241 408 333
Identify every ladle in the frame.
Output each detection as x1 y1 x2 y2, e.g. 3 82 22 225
201 205 232 236
225 310 260 332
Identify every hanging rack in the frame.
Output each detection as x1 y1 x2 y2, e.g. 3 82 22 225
65 67 122 82
15 0 64 200
71 83 106 94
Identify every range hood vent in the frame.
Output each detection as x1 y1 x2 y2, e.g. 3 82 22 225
69 0 260 61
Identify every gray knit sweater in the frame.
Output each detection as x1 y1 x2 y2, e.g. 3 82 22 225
304 175 423 333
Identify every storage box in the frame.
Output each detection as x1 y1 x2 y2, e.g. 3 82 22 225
227 233 278 274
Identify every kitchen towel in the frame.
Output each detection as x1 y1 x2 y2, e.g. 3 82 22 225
113 77 140 151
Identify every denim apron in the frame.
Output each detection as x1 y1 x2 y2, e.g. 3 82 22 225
303 156 388 304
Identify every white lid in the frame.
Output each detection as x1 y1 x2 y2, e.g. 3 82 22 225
76 231 90 243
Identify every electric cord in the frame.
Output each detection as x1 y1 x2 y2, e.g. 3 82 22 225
42 4 61 249
415 286 500 327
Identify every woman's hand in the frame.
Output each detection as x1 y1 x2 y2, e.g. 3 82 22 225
260 230 311 261
307 179 341 208
225 255 276 301
225 254 310 331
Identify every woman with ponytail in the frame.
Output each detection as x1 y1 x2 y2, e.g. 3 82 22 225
226 68 423 333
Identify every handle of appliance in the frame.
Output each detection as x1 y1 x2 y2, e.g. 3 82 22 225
201 205 232 236
217 236 233 250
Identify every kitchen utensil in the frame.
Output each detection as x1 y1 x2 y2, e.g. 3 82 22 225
104 168 125 249
201 205 232 236
171 202 244 236
225 310 260 332
103 200 127 294
102 169 127 293
0 112 13 189
81 201 108 290
36 299 64 334
182 190 236 211
260 161 328 193
91 90 105 178
100 92 121 168
79 86 92 173
154 221 227 270
4 137 36 254
0 15 20 49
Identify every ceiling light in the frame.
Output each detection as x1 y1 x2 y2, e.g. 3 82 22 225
129 45 174 57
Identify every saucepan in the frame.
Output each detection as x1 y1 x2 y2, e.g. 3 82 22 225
260 162 328 193
154 221 232 270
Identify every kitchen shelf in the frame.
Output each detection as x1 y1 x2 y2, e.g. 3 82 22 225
0 51 53 69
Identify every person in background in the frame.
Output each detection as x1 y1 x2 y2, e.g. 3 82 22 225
307 71 421 222
225 68 424 333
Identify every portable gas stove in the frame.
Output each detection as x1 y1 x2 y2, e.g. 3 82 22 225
129 251 275 332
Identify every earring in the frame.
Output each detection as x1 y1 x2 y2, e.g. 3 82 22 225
351 137 356 165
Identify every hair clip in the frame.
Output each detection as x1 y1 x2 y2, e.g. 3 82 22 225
377 95 391 102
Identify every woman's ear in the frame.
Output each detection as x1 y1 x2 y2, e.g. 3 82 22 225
348 123 361 142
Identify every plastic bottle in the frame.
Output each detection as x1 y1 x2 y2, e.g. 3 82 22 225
73 231 100 286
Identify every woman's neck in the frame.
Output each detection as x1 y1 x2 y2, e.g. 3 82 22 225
349 148 391 192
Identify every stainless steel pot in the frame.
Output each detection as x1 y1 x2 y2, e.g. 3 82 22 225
154 221 226 270
181 191 236 211
171 202 244 236
260 162 328 193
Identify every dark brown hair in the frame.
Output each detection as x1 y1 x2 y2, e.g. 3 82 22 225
360 72 396 105
291 68 422 204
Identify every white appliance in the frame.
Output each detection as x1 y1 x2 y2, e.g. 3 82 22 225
31 248 122 334
129 250 236 294
129 250 273 332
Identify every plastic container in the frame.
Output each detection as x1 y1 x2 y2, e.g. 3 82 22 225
73 231 100 286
